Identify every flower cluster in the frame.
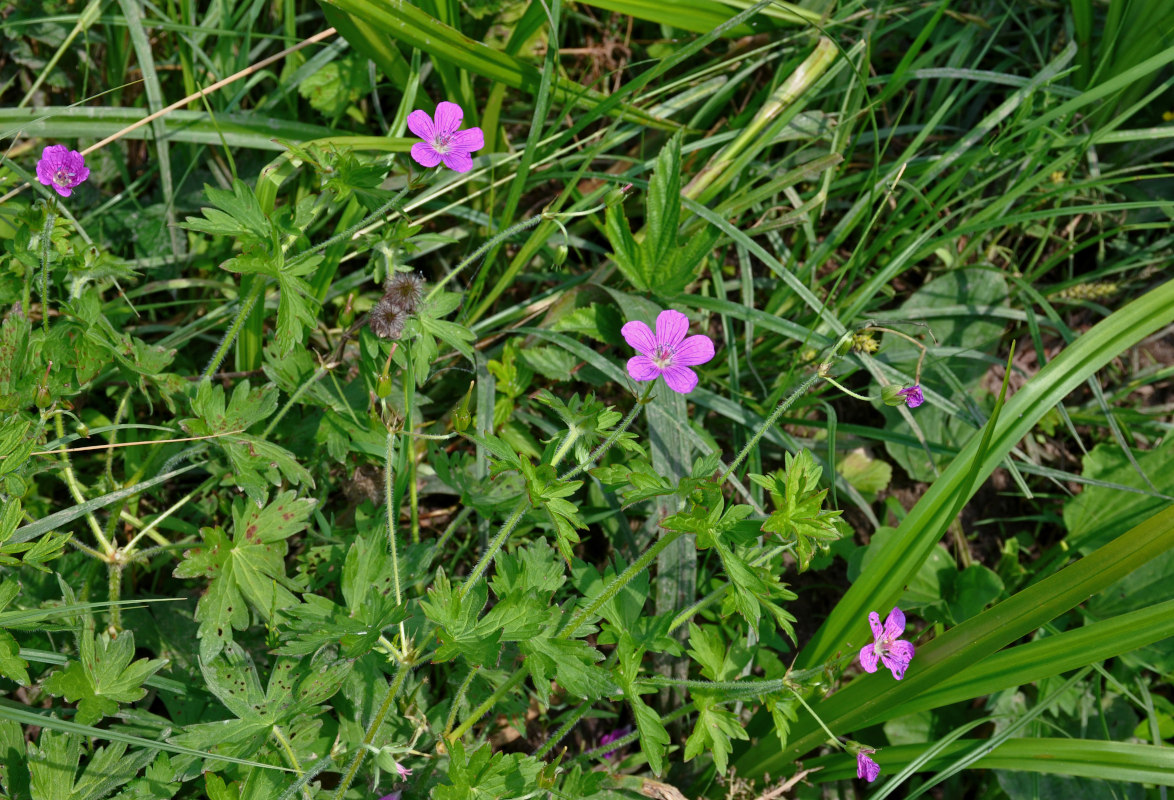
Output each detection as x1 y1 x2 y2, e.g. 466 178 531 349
36 145 89 198
369 272 426 340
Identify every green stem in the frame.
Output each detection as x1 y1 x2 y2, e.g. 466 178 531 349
533 700 591 760
458 496 529 600
53 415 114 555
443 666 480 739
200 280 264 381
272 725 313 800
427 213 545 299
262 363 331 439
287 186 410 272
107 562 122 631
557 530 683 640
331 664 409 800
39 203 56 334
720 373 821 485
787 685 844 749
821 375 871 402
448 668 526 742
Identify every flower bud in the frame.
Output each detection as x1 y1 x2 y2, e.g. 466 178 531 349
552 244 568 268
604 183 635 207
35 384 52 408
880 384 905 406
452 381 474 433
375 372 394 398
339 291 357 328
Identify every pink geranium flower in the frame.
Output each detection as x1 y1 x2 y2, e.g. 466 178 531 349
859 607 916 680
36 145 90 198
407 102 484 173
857 749 881 782
621 309 715 394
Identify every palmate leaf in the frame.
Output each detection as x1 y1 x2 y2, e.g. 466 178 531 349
617 638 670 775
684 693 749 774
180 380 313 504
174 491 315 663
179 178 272 245
420 570 502 666
754 449 848 571
28 732 156 800
42 629 166 726
435 740 546 800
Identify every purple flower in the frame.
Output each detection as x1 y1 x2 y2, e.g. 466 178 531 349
36 145 90 198
896 384 923 408
598 725 632 760
859 607 916 680
857 749 881 782
407 101 484 173
621 309 715 394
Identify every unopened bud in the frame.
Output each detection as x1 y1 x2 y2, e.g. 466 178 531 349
339 291 357 328
880 384 905 406
604 183 635 207
375 372 394 398
452 381 474 433
552 244 568 268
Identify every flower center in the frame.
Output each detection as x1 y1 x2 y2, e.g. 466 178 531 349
53 168 75 186
432 134 452 154
651 344 675 369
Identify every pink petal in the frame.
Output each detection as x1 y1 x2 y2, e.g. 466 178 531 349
883 607 906 639
654 309 689 348
868 611 883 640
661 365 698 394
74 166 90 184
53 184 72 197
406 109 435 141
621 320 656 355
885 640 915 679
627 355 661 381
411 142 443 168
434 101 464 136
857 752 880 782
451 127 484 153
673 334 714 367
36 160 53 185
881 651 909 680
858 643 879 673
441 151 474 173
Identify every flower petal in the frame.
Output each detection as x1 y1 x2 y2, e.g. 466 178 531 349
881 650 910 680
654 309 690 348
450 127 484 153
406 109 435 141
441 151 474 173
53 184 72 197
411 142 443 168
36 159 53 186
662 365 698 394
434 101 465 136
858 643 879 673
883 607 906 639
857 752 880 782
673 334 714 367
868 611 883 640
885 639 915 680
621 320 656 355
627 355 661 382
74 166 90 185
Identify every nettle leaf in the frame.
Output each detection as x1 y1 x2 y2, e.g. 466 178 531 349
42 629 166 726
420 570 502 665
174 491 315 662
180 380 313 504
754 449 849 572
683 693 748 774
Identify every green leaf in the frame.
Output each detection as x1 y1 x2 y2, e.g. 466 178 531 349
180 380 313 504
644 133 683 276
521 635 617 701
435 740 546 800
173 491 314 662
617 639 670 775
180 179 272 245
684 693 748 773
42 629 166 726
420 570 502 665
755 450 848 572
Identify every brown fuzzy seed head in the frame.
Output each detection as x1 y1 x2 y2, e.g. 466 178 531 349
384 272 425 313
369 297 406 339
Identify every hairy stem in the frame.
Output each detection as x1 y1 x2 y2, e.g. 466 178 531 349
331 664 408 800
721 373 821 484
458 496 529 600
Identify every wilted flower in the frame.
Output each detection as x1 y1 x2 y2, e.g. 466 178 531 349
36 145 90 198
394 761 411 780
859 607 915 680
369 296 407 340
407 101 484 173
896 384 924 408
621 309 715 394
857 749 880 782
384 272 425 312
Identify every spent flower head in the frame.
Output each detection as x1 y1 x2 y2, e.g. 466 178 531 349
36 145 90 198
859 607 915 680
896 384 924 408
369 296 408 340
394 762 412 780
384 272 426 313
856 749 881 782
621 309 715 394
407 102 484 173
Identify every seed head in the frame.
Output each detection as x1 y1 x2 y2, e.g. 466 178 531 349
369 296 407 339
384 272 425 312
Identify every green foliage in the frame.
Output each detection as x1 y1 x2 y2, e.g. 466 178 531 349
43 628 166 725
754 449 849 572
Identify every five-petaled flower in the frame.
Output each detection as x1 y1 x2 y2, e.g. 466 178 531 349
859 607 915 680
896 384 924 408
857 749 881 782
36 145 90 198
408 102 484 173
622 309 715 394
